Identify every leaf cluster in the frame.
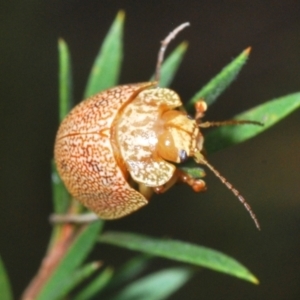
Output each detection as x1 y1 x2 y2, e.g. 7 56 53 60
1 10 299 300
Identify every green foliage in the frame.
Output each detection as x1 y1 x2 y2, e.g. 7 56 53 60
0 256 13 300
37 221 103 300
104 255 151 291
109 267 194 300
51 161 70 215
73 267 114 300
8 10 298 300
99 231 258 284
84 10 124 98
205 92 300 153
187 47 251 108
150 42 189 87
58 38 73 121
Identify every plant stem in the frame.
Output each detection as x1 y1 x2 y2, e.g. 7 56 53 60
21 223 76 299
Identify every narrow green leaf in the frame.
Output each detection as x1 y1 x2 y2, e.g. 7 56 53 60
49 161 72 250
44 261 102 300
205 92 300 154
0 256 13 300
106 255 151 291
150 42 188 87
38 221 103 300
187 47 251 109
73 267 114 300
99 231 259 284
109 267 193 300
84 11 124 98
51 161 70 214
58 38 73 121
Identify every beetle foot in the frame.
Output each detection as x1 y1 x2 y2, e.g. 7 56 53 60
180 172 207 192
152 169 207 194
192 179 207 192
153 185 166 194
194 99 207 120
49 212 99 224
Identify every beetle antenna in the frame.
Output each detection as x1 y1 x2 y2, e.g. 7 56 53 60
193 100 264 127
199 120 264 128
194 152 261 230
155 22 190 84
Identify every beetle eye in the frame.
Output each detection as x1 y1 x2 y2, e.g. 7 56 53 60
179 149 188 162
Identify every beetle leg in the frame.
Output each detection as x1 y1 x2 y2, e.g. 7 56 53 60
153 169 207 194
138 183 154 200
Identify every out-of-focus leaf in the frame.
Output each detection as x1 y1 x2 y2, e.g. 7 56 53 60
150 42 188 87
109 267 193 300
45 261 102 300
99 231 259 284
0 256 13 300
58 38 73 121
51 161 70 215
205 92 300 154
105 255 151 291
84 11 124 98
55 39 73 213
73 267 114 300
49 161 72 249
187 47 251 109
38 221 103 300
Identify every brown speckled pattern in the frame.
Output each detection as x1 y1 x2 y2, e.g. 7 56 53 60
116 87 200 187
54 82 154 219
116 88 182 186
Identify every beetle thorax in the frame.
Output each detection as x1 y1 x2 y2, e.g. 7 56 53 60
115 87 203 187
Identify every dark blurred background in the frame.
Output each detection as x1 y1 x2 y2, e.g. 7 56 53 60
1 1 300 299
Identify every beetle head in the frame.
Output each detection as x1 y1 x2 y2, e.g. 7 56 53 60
156 110 203 163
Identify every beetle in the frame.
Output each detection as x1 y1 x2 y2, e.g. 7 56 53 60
54 23 261 229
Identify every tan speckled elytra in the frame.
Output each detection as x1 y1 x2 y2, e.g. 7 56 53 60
54 23 261 229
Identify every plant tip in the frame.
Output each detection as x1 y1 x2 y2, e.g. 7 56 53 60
244 46 252 55
117 10 125 21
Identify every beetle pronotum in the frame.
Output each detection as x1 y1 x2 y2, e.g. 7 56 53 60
54 23 261 229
